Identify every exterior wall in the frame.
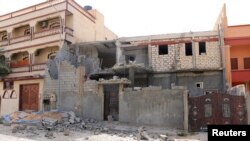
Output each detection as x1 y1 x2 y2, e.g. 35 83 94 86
104 26 118 40
176 71 223 96
151 41 221 72
0 79 44 116
119 88 188 129
55 61 84 115
230 45 250 70
225 25 250 38
149 71 223 96
151 45 175 71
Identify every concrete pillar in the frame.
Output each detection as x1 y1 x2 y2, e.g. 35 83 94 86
148 44 152 67
183 90 189 131
129 68 135 87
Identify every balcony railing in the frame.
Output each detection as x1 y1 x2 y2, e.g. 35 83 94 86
31 63 46 71
10 60 29 68
1 26 73 48
33 27 61 39
11 66 30 73
0 40 8 47
10 35 31 44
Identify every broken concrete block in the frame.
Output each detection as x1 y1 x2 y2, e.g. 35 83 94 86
64 129 70 136
160 134 168 141
75 117 81 123
68 111 76 118
18 112 29 119
42 117 58 126
12 128 18 133
45 131 54 139
18 124 27 130
69 118 75 124
137 127 151 141
61 112 69 118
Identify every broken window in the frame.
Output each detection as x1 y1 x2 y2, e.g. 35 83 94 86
158 45 168 55
231 58 238 70
222 103 230 118
199 42 206 55
244 57 250 69
125 55 135 64
204 104 212 118
185 43 192 56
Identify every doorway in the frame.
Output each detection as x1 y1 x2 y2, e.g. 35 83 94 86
104 84 119 121
19 84 39 111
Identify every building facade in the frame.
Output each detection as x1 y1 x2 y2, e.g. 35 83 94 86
215 5 250 93
116 31 224 96
0 0 117 115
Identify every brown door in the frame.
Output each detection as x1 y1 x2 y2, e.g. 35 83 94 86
189 93 247 131
20 84 39 111
104 84 119 121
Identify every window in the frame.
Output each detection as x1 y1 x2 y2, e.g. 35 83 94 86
231 58 238 70
222 103 230 118
199 42 206 55
3 81 14 89
244 57 250 69
158 45 168 55
125 55 135 64
204 104 212 118
196 82 203 88
185 43 192 56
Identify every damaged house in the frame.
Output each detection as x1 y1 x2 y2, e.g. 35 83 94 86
42 30 226 131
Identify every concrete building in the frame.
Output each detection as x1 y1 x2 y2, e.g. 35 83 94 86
214 5 250 93
0 0 117 115
115 31 225 97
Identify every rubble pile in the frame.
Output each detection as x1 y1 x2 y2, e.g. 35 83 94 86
0 111 182 140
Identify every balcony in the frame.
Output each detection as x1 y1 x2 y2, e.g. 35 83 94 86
232 69 250 82
10 60 30 73
10 35 31 44
0 26 73 49
34 27 61 39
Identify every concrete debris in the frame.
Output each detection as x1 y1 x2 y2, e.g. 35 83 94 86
137 126 152 141
45 131 54 139
64 129 70 136
160 134 168 141
0 111 191 140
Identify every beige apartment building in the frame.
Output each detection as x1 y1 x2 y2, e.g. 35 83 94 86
0 0 117 115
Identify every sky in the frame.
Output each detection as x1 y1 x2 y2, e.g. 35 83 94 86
1 0 250 37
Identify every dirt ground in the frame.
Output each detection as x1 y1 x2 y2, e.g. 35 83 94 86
0 121 207 141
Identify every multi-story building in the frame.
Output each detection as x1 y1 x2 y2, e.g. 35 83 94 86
215 5 250 93
0 0 117 115
115 31 225 96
